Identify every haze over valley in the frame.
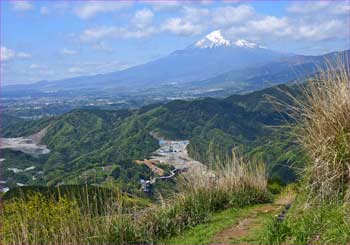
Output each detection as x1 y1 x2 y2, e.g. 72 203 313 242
3 30 349 118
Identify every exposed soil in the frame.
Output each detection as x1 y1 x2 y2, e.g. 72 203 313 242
214 204 281 243
135 159 165 176
29 126 50 144
214 190 295 244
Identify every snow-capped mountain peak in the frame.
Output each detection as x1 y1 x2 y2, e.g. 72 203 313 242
195 30 231 48
194 30 264 49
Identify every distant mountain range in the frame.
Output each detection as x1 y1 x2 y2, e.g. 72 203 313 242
4 30 349 97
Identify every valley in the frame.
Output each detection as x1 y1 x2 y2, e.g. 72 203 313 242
3 30 348 119
150 137 205 175
137 137 207 191
1 83 304 195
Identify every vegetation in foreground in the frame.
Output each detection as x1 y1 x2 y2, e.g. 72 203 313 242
261 64 350 244
162 182 295 244
0 152 270 244
163 205 259 244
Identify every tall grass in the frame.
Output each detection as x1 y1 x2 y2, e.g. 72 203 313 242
299 68 349 202
0 186 131 244
280 61 350 203
261 193 350 244
262 60 350 244
1 151 270 244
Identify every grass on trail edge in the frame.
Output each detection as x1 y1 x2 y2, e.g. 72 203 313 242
163 204 276 244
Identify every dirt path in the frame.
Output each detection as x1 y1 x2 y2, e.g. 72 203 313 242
213 190 295 244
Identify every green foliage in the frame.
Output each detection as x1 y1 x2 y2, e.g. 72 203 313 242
164 206 250 244
3 84 304 189
267 178 285 195
2 115 54 138
1 193 83 244
1 160 270 245
3 185 150 214
106 187 271 244
261 199 350 244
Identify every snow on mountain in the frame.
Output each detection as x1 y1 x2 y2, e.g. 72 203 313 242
194 30 263 49
195 30 231 48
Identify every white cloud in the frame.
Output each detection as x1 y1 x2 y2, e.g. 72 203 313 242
162 18 203 36
68 67 85 73
40 3 70 16
226 13 347 44
147 1 181 11
80 26 118 42
75 2 347 49
40 6 50 15
212 5 254 26
182 7 210 22
17 52 32 59
295 19 344 41
61 48 78 55
29 64 47 69
287 2 329 14
67 60 129 75
12 1 34 12
248 16 289 35
332 3 350 15
124 28 156 38
1 47 16 62
74 2 132 19
132 9 154 28
93 41 113 52
1 47 31 62
79 25 156 42
287 1 349 15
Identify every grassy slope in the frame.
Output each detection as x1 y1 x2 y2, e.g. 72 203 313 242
164 206 258 244
165 188 295 244
164 203 282 244
260 191 350 244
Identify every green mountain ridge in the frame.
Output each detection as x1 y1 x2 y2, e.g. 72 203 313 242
2 84 305 191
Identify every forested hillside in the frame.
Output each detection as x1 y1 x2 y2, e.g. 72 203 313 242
3 84 305 190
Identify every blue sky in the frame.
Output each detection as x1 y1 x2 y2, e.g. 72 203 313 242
1 0 349 85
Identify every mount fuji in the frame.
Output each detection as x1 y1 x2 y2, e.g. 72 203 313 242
5 30 287 94
194 30 264 49
6 30 348 99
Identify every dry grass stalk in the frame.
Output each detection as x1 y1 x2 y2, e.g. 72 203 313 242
279 58 350 203
181 150 267 194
